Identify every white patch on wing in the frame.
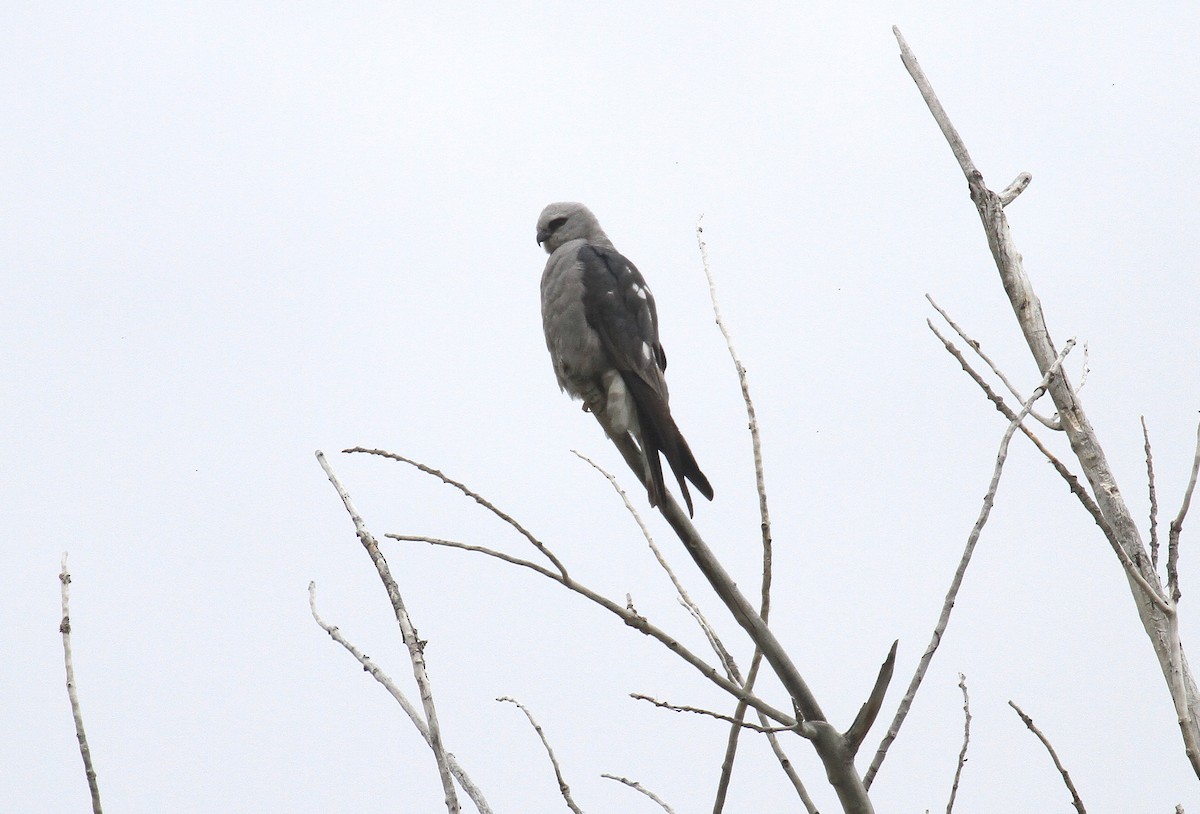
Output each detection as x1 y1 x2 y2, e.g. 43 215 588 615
641 341 652 359
636 287 648 300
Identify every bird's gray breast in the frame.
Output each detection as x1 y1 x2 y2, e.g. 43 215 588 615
540 241 610 398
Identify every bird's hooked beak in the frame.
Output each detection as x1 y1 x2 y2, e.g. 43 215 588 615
536 228 550 247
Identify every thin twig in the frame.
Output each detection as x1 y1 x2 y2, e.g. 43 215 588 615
927 295 1059 431
698 222 787 813
498 697 583 814
1145 417 1161 572
574 450 746 701
1008 702 1086 814
926 322 1172 614
317 451 460 814
630 694 798 734
945 674 971 814
1167 419 1200 605
866 339 1073 788
601 775 676 813
344 446 568 578
572 450 734 662
59 554 103 814
388 534 797 727
308 582 493 814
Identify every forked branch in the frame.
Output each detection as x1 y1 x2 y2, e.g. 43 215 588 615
317 451 460 814
894 26 1200 776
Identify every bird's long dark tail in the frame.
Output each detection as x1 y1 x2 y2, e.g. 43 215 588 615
624 376 713 517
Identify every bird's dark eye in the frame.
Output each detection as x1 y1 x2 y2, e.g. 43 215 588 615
548 217 568 233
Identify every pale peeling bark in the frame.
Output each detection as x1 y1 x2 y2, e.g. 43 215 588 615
894 26 1200 777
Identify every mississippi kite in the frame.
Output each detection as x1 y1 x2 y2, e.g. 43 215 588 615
537 202 713 516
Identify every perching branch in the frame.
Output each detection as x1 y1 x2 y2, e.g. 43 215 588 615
1008 701 1086 814
866 338 1073 788
308 582 493 814
59 554 103 814
498 697 583 814
317 451 460 814
945 674 971 814
595 412 873 814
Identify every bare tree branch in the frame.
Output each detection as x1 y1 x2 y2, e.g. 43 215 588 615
601 774 676 813
1145 417 1161 572
595 425 874 813
945 674 971 814
387 534 798 727
697 220 784 814
895 23 1200 775
927 295 1059 431
1167 419 1200 605
573 449 738 673
630 694 798 734
344 446 568 578
844 641 898 755
317 451 460 814
998 172 1032 206
925 322 1171 613
308 582 493 814
59 554 103 814
498 697 583 814
866 338 1073 787
1008 701 1086 814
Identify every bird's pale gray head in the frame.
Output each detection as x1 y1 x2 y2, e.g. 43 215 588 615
536 202 610 254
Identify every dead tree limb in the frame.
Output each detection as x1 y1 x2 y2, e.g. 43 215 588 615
866 337 1073 786
59 554 103 814
317 451 461 814
308 582 493 814
1008 701 1086 814
894 25 1200 777
499 697 583 814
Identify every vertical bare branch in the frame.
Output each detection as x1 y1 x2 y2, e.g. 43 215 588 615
1008 702 1086 814
598 425 872 813
59 554 103 814
308 582 493 814
1167 419 1200 605
945 674 971 814
697 221 784 814
866 338 1073 788
1144 417 1161 572
499 697 583 814
317 451 461 814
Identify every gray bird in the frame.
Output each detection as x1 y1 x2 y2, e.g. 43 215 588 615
537 202 713 516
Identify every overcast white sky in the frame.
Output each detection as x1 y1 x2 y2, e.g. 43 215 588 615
5 2 1200 812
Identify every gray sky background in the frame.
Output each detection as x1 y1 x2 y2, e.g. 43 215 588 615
5 2 1199 811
